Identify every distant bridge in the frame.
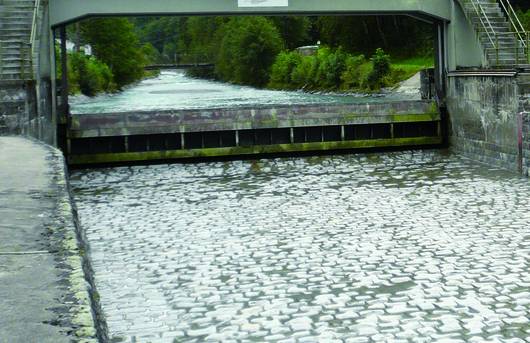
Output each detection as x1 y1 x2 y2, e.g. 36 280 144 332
144 63 214 71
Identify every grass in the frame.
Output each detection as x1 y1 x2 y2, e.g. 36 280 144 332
390 56 434 80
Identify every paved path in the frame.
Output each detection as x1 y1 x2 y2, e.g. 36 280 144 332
0 137 98 342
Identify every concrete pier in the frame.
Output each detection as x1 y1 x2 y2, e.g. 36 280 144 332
0 137 100 342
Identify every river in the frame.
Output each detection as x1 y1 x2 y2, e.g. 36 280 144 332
69 72 530 343
69 70 419 114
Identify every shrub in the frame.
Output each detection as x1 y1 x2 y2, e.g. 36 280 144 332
291 55 318 89
69 52 115 96
314 47 348 89
269 51 302 89
367 48 391 90
340 55 366 90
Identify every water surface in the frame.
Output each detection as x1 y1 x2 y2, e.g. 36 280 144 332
70 70 419 114
71 151 530 343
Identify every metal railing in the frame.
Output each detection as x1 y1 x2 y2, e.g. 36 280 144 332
28 0 41 79
499 0 527 46
460 0 530 66
461 0 497 47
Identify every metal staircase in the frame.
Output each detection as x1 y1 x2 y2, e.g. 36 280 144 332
0 0 39 80
460 0 529 68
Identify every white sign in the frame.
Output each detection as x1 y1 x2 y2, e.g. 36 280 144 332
238 0 288 7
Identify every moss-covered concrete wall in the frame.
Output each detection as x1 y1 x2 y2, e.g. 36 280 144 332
447 74 529 175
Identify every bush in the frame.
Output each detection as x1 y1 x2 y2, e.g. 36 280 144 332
291 55 318 89
216 17 284 87
340 54 366 90
314 47 347 89
269 51 302 89
367 48 391 90
69 51 115 96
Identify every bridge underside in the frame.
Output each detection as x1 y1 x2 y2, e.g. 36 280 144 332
49 0 452 27
44 0 486 92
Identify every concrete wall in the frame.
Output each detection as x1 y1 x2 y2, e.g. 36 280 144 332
446 1 485 70
447 74 530 175
0 80 55 145
520 84 530 176
0 81 34 135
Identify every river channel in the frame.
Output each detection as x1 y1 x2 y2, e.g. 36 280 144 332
69 70 419 114
70 72 530 343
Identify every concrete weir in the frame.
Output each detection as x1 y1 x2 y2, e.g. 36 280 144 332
66 100 442 165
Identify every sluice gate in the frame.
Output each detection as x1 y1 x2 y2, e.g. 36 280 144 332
66 100 442 165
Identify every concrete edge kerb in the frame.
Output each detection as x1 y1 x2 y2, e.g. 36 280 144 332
43 139 109 342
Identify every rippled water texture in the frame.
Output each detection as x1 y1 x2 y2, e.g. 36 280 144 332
71 151 530 343
69 70 419 114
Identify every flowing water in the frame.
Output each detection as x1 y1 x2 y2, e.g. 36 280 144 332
69 70 419 114
71 151 530 343
70 72 530 342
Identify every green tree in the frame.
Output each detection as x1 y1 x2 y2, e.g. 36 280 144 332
269 17 312 49
81 18 147 88
216 17 284 87
186 17 228 62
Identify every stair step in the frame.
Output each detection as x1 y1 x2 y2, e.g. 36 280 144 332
0 22 31 28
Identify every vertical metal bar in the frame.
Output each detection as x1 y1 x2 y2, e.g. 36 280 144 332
59 26 69 122
20 43 25 80
518 112 523 174
29 42 34 80
515 38 519 64
50 27 58 147
496 34 499 66
526 32 530 63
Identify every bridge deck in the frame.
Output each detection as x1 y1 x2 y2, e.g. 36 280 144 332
67 101 442 165
49 0 451 27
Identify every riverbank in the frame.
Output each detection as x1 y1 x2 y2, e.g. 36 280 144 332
0 137 103 342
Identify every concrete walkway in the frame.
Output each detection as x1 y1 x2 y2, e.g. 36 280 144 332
0 137 99 342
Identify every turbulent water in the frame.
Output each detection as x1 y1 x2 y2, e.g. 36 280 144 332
71 151 530 343
69 70 419 114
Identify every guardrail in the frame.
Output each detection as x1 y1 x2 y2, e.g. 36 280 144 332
499 0 527 47
459 0 530 67
486 31 530 65
461 0 497 47
28 0 41 79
